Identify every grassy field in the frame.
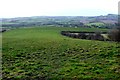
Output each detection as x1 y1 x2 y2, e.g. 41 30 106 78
2 27 120 79
86 22 105 26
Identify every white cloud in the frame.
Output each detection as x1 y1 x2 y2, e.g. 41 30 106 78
0 0 119 18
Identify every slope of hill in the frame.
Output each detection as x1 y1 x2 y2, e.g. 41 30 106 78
2 27 120 79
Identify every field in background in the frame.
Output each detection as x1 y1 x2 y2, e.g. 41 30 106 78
2 27 120 79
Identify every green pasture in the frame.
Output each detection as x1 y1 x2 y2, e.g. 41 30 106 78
2 27 120 79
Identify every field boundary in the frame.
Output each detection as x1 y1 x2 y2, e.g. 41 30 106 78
61 31 110 41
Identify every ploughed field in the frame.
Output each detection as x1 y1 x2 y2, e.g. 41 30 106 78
2 27 120 79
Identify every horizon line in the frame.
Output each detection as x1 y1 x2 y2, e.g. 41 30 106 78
1 14 118 19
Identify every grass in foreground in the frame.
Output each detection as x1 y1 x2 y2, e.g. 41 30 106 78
2 27 120 79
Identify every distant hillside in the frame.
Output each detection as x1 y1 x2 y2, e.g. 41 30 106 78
1 14 118 29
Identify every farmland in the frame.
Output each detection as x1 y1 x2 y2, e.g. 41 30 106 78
2 14 117 29
2 27 120 79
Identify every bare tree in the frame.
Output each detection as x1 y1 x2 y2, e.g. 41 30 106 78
108 28 120 42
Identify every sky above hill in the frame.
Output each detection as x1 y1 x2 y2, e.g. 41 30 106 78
0 0 119 18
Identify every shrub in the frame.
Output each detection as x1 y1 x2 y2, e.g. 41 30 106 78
108 28 120 42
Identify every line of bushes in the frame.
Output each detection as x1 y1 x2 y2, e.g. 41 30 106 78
61 29 120 42
61 31 106 41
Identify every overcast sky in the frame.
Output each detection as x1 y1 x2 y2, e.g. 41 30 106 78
0 0 119 18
